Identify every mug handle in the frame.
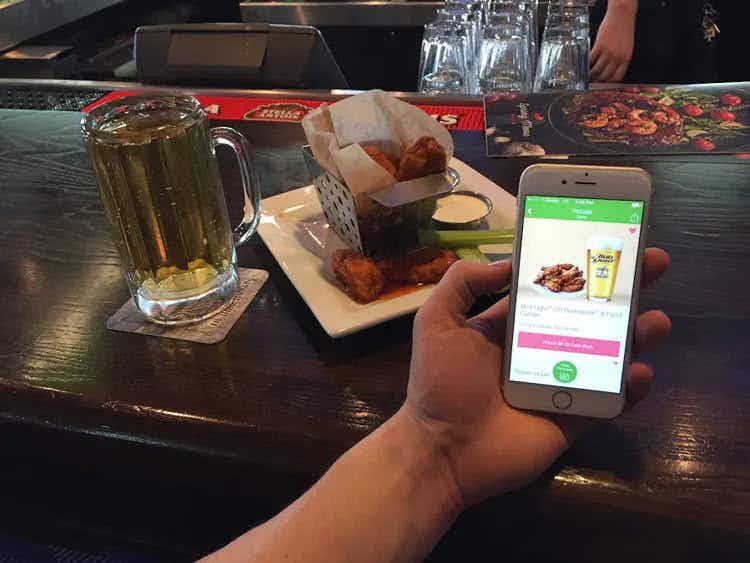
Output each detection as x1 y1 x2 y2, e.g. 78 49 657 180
210 127 261 246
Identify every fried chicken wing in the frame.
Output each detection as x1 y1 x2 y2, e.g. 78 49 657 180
377 247 458 284
331 249 384 303
397 136 447 181
331 246 458 304
562 280 585 292
363 145 399 179
543 280 562 293
560 266 581 283
541 265 562 277
535 262 585 293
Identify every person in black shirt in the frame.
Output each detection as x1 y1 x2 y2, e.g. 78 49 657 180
590 0 720 84
715 1 750 82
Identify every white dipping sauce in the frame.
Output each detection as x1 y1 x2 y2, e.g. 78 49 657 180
433 194 489 224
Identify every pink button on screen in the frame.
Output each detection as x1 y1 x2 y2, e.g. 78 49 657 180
517 332 620 357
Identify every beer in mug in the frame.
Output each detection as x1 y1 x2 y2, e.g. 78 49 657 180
586 236 623 302
82 95 261 325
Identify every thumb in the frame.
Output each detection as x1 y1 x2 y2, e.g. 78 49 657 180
417 261 512 327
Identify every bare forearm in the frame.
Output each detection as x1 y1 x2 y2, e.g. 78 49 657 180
204 408 461 563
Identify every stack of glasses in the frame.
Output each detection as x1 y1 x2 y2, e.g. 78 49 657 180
533 0 589 92
418 0 590 96
417 0 484 96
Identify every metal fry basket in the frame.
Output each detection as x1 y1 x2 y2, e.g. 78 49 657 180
301 145 459 257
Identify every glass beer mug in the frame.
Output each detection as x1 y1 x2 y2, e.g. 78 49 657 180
82 95 261 325
586 236 623 302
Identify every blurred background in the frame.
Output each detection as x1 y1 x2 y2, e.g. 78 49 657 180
1 0 746 94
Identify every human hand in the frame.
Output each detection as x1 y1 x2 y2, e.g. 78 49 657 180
590 4 637 83
404 249 670 507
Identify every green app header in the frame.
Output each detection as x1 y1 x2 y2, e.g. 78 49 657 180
524 196 644 224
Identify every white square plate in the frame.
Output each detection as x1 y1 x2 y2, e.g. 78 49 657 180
257 158 516 338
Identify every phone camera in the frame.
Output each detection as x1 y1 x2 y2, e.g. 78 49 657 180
562 180 567 184
584 172 589 177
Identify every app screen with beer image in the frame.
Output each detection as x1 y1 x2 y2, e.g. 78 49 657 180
509 196 645 393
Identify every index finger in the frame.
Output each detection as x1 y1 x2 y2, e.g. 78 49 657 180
598 61 620 82
612 63 629 83
591 55 609 80
590 44 601 67
642 247 670 288
417 261 512 327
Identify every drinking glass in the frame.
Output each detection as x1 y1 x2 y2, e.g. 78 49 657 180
551 0 591 26
466 0 486 43
533 1 589 92
478 22 531 94
82 95 261 325
557 0 590 74
435 7 480 93
533 26 588 91
487 0 537 75
546 1 590 43
524 0 539 75
438 3 482 57
418 21 470 95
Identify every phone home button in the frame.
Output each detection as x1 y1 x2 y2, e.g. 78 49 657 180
552 391 573 410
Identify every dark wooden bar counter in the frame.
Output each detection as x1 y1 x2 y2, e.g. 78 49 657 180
0 80 748 560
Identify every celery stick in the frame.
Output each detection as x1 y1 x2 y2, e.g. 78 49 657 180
455 247 511 295
455 247 489 264
418 229 515 249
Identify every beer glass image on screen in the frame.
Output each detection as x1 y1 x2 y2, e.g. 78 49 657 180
82 95 261 325
586 236 623 302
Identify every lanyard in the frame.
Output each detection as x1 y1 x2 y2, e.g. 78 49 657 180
702 0 720 42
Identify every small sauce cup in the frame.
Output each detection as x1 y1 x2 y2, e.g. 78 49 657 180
432 190 494 230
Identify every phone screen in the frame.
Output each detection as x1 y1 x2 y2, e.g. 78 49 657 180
508 195 645 393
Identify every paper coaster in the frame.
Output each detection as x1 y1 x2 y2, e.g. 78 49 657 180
106 268 269 344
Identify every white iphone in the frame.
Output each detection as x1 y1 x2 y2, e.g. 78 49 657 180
502 164 652 418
